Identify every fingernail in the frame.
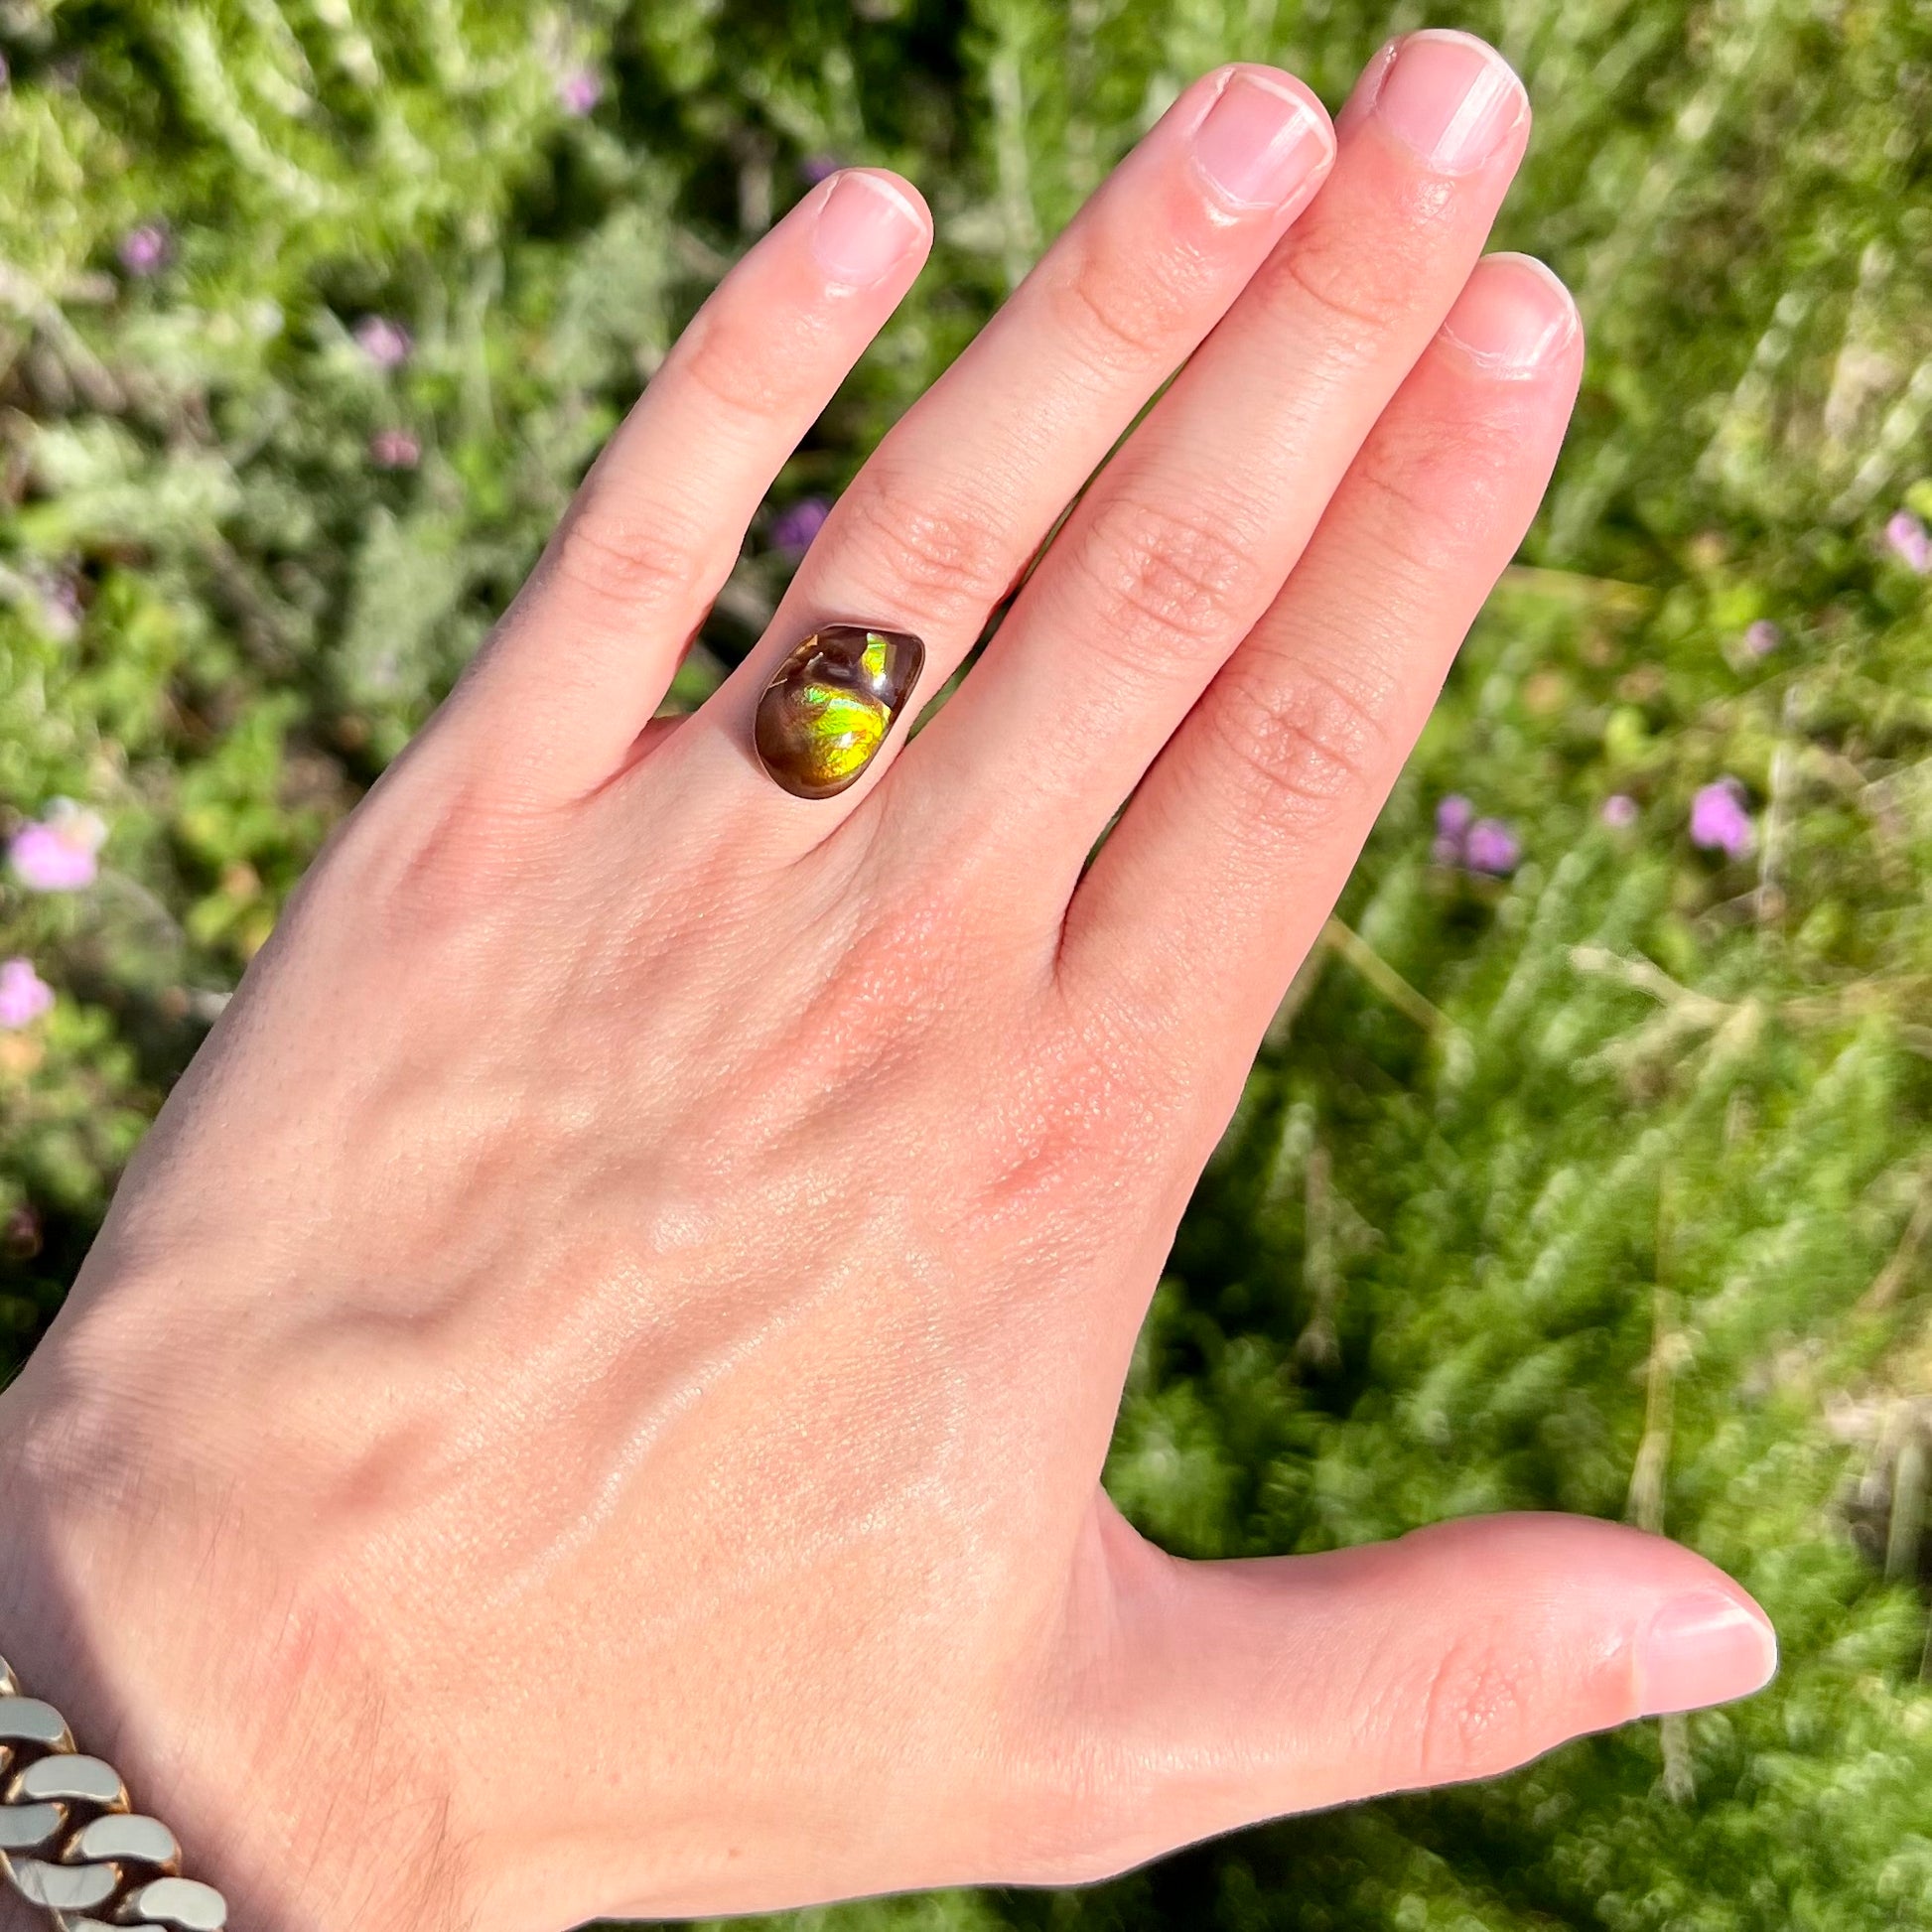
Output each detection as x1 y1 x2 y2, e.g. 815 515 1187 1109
1335 40 1400 140
1191 69 1333 209
1441 253 1579 373
811 171 925 288
1371 30 1526 174
1637 1588 1778 1717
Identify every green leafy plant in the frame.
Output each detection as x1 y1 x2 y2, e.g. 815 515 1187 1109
2 3 1929 1925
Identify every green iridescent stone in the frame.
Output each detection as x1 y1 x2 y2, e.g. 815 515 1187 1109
754 623 925 799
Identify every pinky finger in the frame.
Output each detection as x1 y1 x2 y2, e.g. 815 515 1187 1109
436 169 931 803
1060 252 1583 1118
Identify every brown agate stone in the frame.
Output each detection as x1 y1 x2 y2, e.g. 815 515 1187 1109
753 623 925 799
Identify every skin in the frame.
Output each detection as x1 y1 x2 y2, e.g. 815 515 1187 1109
0 36 1775 1932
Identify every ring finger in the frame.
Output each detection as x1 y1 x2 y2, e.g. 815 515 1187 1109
1060 248 1585 1123
650 63 1337 833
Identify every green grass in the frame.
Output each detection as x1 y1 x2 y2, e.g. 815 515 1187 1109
2 2 1930 1926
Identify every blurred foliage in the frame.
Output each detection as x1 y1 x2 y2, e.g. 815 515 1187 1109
2 0 1931 1926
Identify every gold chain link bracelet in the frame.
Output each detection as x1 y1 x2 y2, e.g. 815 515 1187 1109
0 1657 227 1929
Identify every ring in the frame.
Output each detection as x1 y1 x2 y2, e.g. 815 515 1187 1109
754 623 925 799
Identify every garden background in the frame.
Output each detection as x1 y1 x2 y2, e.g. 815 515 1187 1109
3 0 1931 1926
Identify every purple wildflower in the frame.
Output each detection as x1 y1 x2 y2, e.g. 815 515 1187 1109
770 496 831 554
557 68 603 115
1463 818 1520 876
0 959 53 1029
1432 794 1518 874
117 223 170 277
353 315 412 368
800 153 842 186
1601 793 1640 829
1690 777 1754 860
8 801 106 893
1741 619 1782 658
1432 793 1473 866
368 428 421 470
1884 510 1931 574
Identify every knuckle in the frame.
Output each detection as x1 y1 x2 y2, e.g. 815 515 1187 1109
673 304 824 422
1405 1633 1539 1784
1043 232 1205 372
545 497 712 621
1266 218 1431 345
1350 424 1507 569
836 479 1018 627
974 1068 1145 1226
1071 495 1261 661
1205 649 1392 828
1351 448 1456 544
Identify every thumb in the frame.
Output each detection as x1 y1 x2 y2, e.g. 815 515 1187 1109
1054 1504 1776 1877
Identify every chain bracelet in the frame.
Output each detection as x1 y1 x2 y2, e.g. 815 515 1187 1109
0 1657 227 1930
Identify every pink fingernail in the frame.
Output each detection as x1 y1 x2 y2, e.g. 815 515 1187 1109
1190 69 1333 209
1441 252 1580 373
1371 30 1526 174
811 171 925 288
1636 1588 1778 1717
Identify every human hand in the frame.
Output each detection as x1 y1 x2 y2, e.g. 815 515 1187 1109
0 31 1775 1932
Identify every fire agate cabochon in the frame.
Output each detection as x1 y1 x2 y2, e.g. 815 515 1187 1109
754 624 925 799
